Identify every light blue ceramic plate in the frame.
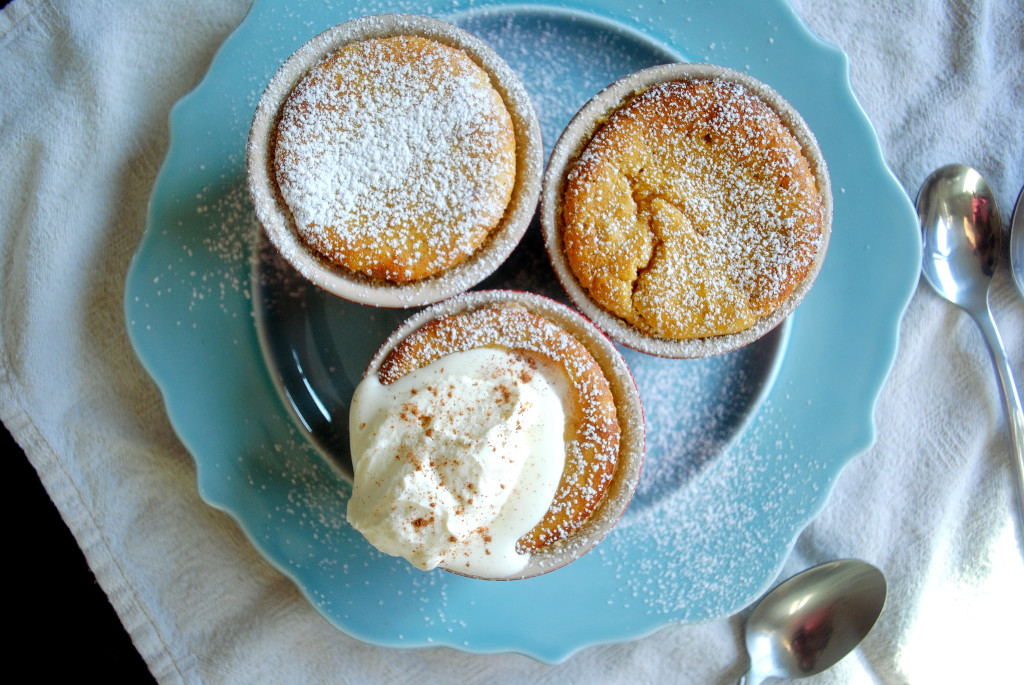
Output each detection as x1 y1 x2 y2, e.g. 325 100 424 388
125 0 920 664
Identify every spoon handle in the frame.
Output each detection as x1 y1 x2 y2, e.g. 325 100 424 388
972 301 1024 530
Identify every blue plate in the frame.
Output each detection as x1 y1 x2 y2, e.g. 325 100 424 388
125 0 920 664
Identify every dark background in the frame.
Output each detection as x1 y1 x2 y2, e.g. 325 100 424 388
9 424 156 681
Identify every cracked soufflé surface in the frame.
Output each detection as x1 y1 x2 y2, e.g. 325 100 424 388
561 78 826 340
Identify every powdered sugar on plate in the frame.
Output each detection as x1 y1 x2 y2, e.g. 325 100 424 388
252 5 787 598
128 0 889 662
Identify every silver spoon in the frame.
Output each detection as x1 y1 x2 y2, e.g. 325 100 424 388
739 559 886 684
917 164 1024 531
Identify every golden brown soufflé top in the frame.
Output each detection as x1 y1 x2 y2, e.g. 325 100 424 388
561 78 826 340
273 35 517 283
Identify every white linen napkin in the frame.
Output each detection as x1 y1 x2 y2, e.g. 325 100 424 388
1 0 1021 683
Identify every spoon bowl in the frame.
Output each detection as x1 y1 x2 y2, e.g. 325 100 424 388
740 559 886 684
917 164 1024 532
918 164 1000 308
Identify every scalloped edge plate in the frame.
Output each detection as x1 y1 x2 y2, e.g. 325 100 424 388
125 0 920 664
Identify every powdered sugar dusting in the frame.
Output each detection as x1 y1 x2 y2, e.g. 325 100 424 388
275 35 516 282
562 78 826 340
246 13 543 307
133 0 856 659
453 7 684 161
251 10 786 602
542 61 832 359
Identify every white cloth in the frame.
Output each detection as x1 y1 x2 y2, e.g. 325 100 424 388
2 0 1022 682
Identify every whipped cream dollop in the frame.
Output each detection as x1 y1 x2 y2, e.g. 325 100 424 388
347 347 567 578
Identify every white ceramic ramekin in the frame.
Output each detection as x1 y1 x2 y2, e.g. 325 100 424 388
355 289 645 580
541 63 832 358
247 14 543 308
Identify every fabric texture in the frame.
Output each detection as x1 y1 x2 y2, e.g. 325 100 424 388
1 0 1021 682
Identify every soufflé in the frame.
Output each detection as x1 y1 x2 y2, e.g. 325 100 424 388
247 15 542 307
273 34 516 283
546 64 831 356
347 292 645 580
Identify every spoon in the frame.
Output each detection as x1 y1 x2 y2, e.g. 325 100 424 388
739 559 886 684
917 164 1024 531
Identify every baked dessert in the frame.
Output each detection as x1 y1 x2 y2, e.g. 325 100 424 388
542 64 831 357
273 34 516 283
247 15 543 308
347 291 644 580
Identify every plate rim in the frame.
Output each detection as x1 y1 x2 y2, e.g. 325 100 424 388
124 0 921 664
